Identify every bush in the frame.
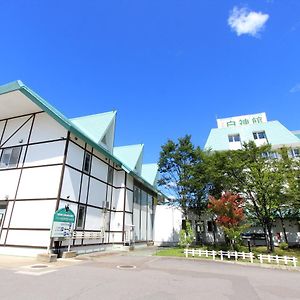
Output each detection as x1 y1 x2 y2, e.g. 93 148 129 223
279 242 289 250
179 221 195 248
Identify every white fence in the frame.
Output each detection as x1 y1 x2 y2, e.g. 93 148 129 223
184 249 297 267
258 254 297 267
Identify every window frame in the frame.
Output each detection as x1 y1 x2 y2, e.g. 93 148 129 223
0 146 22 169
76 205 86 229
253 131 267 140
228 134 241 143
83 151 92 174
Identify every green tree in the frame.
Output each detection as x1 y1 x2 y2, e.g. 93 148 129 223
206 142 290 252
158 135 207 219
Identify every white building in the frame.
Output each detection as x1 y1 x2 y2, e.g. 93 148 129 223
0 81 162 256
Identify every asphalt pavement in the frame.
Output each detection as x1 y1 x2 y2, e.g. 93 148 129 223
0 248 299 300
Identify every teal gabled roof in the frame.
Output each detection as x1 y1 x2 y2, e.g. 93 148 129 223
70 111 116 145
205 121 300 151
113 144 144 173
0 80 162 195
141 163 159 186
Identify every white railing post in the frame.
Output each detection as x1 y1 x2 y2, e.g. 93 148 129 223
242 252 245 260
227 251 230 259
275 255 279 265
212 250 216 260
259 254 263 264
293 257 297 267
185 249 188 258
220 250 223 261
205 250 208 257
250 253 254 264
199 249 202 257
268 255 271 263
235 251 238 262
284 256 288 265
192 249 195 257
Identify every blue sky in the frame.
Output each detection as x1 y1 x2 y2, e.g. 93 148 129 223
1 1 300 163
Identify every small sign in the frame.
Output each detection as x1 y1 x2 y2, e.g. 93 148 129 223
51 207 75 238
217 112 267 129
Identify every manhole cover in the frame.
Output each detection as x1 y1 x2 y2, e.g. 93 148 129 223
30 265 48 269
117 265 136 270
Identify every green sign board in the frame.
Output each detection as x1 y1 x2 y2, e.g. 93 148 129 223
53 208 75 223
51 208 75 238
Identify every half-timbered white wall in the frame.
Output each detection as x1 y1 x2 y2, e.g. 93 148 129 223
0 107 157 256
0 111 67 256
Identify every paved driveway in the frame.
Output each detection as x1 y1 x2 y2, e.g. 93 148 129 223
0 250 299 300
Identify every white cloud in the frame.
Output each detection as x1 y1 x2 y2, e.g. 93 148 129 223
290 83 300 93
228 6 269 37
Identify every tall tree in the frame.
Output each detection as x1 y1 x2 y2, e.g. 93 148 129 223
158 135 206 219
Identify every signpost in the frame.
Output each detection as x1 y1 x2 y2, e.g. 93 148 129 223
51 206 75 252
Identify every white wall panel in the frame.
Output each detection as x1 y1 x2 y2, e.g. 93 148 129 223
126 190 133 212
114 171 125 187
109 212 123 231
1 116 32 147
66 142 84 170
6 230 50 247
133 204 140 240
17 166 62 199
106 186 112 210
0 229 7 244
0 169 21 200
91 156 108 182
80 174 89 203
124 213 133 227
61 167 81 201
88 178 106 207
30 113 67 143
3 201 14 228
9 200 56 229
127 175 134 190
24 141 65 167
111 189 124 211
109 232 122 243
85 207 103 230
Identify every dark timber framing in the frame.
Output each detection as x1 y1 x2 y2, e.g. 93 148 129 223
0 106 158 253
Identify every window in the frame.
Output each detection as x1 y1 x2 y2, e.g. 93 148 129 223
76 205 85 229
107 166 114 184
228 134 240 143
262 151 278 159
83 152 91 173
207 221 217 232
253 131 267 140
0 147 22 168
292 148 300 158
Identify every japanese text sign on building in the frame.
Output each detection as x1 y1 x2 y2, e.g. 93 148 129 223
51 207 75 238
217 113 267 129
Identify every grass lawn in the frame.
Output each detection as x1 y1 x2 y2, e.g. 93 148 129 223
155 246 300 267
